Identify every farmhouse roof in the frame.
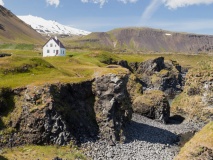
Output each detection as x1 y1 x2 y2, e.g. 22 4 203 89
52 37 65 49
43 37 65 49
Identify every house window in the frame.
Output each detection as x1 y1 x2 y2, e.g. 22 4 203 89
47 50 50 53
53 50 55 53
50 44 53 47
46 44 48 47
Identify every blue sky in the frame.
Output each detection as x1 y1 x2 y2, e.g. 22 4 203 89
1 0 213 34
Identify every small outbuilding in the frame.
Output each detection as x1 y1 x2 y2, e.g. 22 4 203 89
43 37 66 57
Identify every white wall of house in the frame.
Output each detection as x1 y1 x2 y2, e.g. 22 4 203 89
43 39 66 57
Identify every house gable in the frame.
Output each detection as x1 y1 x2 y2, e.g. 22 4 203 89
43 37 65 49
42 37 66 57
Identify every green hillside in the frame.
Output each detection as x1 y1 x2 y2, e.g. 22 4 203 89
0 6 45 45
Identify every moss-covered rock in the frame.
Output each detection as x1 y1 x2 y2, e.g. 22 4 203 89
175 122 213 160
172 61 213 122
126 74 143 102
132 90 170 123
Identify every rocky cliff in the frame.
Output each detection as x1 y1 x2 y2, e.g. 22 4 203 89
171 60 213 122
0 56 185 148
0 74 133 147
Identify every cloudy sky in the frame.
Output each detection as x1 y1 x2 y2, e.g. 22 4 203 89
1 0 213 34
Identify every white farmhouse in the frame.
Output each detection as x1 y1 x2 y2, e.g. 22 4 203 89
43 37 66 57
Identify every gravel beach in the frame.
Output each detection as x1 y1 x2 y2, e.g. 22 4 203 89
82 114 203 160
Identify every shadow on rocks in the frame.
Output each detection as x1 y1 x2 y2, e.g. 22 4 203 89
0 155 8 160
168 115 185 125
124 121 179 145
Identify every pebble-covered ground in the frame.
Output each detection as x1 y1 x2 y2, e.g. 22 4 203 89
82 114 204 160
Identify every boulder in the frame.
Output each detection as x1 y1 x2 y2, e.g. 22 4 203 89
93 74 132 144
135 57 183 95
133 90 170 123
136 57 165 75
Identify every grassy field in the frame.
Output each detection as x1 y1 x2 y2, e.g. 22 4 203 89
0 49 129 88
0 48 212 88
1 145 87 160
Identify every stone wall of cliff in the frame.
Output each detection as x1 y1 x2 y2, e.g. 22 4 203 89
0 74 133 147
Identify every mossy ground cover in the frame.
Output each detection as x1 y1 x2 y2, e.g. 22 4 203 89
175 122 213 160
1 145 87 160
171 60 213 122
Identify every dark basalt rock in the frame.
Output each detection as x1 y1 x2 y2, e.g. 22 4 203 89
116 57 183 96
6 82 99 146
136 57 165 75
134 57 183 96
0 74 133 147
93 74 132 144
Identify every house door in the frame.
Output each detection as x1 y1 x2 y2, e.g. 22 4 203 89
56 50 59 55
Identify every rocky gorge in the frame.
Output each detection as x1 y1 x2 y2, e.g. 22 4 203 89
0 57 212 160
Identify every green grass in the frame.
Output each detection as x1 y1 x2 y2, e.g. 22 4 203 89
0 49 129 88
0 48 212 89
0 44 35 50
0 49 41 57
1 145 87 160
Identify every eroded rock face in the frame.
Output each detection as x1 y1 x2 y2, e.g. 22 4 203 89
8 82 98 146
135 57 183 95
172 67 213 122
93 74 132 145
202 81 213 108
136 57 165 75
117 57 183 96
132 90 170 123
0 74 133 147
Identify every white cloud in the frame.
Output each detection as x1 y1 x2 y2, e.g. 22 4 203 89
81 0 138 7
118 0 138 4
81 0 108 7
0 0 4 6
46 0 60 7
142 0 213 20
163 0 213 9
81 0 213 8
141 0 163 20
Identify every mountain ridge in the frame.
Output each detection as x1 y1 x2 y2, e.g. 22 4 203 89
66 27 213 53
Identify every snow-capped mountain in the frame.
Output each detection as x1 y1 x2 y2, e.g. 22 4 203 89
18 15 91 36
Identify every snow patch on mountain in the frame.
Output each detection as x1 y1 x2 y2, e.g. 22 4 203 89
18 15 91 36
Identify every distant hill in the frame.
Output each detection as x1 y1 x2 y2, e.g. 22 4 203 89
0 6 45 44
67 27 213 53
18 15 91 36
